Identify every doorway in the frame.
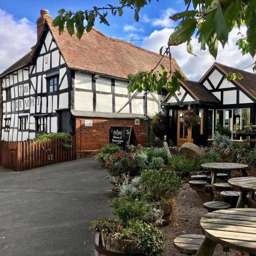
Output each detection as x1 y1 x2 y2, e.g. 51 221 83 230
177 110 193 146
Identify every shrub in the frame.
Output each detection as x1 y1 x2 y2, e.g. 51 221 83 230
145 147 168 164
141 169 181 201
168 154 197 173
148 157 165 169
199 149 222 165
96 144 121 163
119 177 142 197
112 197 150 225
116 220 164 256
246 146 256 166
109 152 133 177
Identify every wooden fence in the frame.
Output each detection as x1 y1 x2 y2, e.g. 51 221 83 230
0 137 76 171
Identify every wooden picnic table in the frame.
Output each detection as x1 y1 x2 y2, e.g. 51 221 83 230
229 176 256 207
197 208 256 256
201 162 248 184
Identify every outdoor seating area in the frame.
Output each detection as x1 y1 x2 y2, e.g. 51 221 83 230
92 132 256 256
180 159 256 255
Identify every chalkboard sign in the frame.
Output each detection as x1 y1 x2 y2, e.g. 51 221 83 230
109 126 135 149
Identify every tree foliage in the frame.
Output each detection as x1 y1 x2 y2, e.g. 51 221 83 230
53 0 256 93
54 0 256 60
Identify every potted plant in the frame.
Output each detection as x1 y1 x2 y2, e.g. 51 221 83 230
91 197 164 255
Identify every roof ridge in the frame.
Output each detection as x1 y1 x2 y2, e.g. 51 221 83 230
215 62 256 76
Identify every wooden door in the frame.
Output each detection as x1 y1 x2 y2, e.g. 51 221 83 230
177 110 193 146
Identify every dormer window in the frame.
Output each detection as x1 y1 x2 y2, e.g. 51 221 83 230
47 75 59 93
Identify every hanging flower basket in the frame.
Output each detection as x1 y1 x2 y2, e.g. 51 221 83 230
183 110 199 128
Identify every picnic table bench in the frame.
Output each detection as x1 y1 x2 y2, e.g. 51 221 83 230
201 162 248 184
197 208 256 256
228 176 256 207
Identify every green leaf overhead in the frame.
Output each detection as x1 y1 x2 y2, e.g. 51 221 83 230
53 0 256 69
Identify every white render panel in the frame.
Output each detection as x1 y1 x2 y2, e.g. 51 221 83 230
74 91 93 111
50 40 57 50
59 92 69 109
176 87 186 101
209 69 223 88
96 94 112 113
42 74 47 93
219 78 235 89
24 83 30 96
45 31 52 50
167 96 177 103
48 96 52 113
213 91 221 101
183 94 195 102
223 90 237 105
51 116 58 133
24 98 30 110
6 102 11 112
75 72 92 90
239 91 253 104
60 56 65 65
51 50 60 68
43 53 50 71
132 98 144 114
18 70 23 82
147 100 159 116
203 80 212 90
53 95 58 111
23 69 29 80
37 56 43 73
115 96 129 113
13 74 18 84
96 78 112 92
42 97 47 113
59 68 68 90
115 81 128 94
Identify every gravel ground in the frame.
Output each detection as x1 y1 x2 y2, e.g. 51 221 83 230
162 183 248 256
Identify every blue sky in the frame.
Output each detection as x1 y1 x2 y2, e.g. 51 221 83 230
0 0 183 41
0 0 254 78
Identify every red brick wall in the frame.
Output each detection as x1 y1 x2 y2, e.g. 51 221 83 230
75 117 148 157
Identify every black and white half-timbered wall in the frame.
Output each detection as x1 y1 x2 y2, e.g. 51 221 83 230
0 10 168 147
1 27 70 141
164 63 256 146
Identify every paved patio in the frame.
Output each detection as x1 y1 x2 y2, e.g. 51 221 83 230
0 158 112 256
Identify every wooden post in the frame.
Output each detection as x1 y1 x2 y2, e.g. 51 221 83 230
187 127 193 143
196 237 217 256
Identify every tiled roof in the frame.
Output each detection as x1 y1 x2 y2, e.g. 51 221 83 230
182 80 219 104
1 51 33 77
215 63 256 99
1 15 182 80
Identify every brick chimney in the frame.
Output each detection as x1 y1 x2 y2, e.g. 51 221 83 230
37 9 49 40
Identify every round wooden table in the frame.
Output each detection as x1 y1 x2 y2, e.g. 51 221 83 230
201 162 248 184
229 176 256 207
196 208 256 256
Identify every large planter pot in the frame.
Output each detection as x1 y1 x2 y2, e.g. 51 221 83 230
94 232 143 256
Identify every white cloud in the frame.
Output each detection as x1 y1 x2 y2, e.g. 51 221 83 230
0 9 36 73
152 8 176 28
142 27 254 80
123 24 143 33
